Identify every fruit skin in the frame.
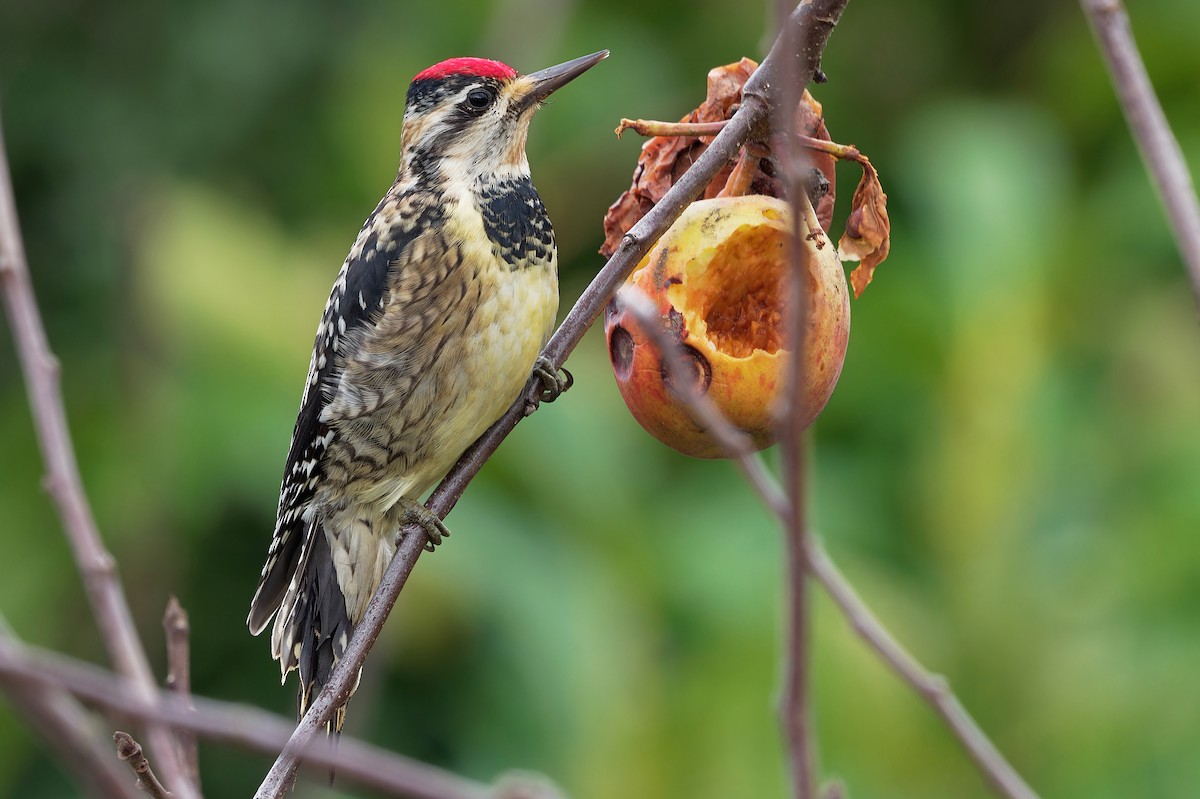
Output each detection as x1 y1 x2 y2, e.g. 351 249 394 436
605 195 850 459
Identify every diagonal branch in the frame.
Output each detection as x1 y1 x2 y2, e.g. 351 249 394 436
615 290 1039 799
0 116 196 798
1081 0 1200 306
255 2 851 792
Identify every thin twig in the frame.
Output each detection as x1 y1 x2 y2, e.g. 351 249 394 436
0 116 195 798
163 597 199 790
114 732 171 799
614 119 727 139
1081 0 1200 306
771 0 829 792
0 634 492 799
0 616 135 799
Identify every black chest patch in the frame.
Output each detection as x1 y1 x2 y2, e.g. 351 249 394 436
477 175 555 270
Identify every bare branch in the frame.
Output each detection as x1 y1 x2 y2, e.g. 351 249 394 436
1081 0 1200 306
0 634 492 799
114 732 171 799
0 116 195 798
768 1 844 793
163 597 199 790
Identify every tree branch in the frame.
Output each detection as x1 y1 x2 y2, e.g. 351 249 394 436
0 634 493 799
0 115 195 798
1081 0 1200 306
766 0 847 793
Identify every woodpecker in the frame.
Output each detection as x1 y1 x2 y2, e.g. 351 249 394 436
247 50 607 728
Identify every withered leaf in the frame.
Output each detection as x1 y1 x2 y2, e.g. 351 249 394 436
838 158 890 298
601 59 836 257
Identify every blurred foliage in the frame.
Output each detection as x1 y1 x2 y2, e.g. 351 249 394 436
2 0 1200 797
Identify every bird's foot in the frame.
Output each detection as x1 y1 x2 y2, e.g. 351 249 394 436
397 497 452 552
533 355 573 404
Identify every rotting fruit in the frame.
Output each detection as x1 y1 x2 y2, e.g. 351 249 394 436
604 194 850 459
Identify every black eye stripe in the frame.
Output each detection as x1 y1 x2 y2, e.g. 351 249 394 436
406 76 505 115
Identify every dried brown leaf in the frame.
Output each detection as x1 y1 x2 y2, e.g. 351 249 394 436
838 158 890 298
601 59 837 256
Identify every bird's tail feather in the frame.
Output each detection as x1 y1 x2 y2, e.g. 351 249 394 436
273 520 359 734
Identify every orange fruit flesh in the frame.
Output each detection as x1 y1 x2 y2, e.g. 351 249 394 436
677 223 788 360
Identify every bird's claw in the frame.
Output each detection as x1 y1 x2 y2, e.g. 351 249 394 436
534 356 573 404
397 497 452 552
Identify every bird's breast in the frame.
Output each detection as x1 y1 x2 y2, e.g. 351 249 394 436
327 185 558 510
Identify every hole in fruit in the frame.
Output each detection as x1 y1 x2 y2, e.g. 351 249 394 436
660 344 713 396
609 325 634 380
692 223 787 359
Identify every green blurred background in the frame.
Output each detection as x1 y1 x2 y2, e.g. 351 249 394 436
3 0 1200 796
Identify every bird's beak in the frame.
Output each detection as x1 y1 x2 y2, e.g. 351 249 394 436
519 50 609 108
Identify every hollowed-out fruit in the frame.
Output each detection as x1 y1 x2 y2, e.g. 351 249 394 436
604 195 849 459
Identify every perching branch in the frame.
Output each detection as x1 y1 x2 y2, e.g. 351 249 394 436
1081 0 1200 307
0 633 495 799
254 3 849 793
0 115 195 799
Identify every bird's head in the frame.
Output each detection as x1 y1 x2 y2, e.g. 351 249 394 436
399 50 608 181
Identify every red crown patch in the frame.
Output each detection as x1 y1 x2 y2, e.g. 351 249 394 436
413 58 517 82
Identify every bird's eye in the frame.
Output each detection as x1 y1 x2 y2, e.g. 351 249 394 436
466 88 494 109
